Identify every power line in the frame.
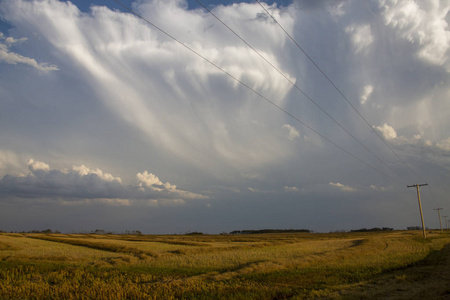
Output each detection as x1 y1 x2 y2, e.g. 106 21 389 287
407 183 428 238
254 0 425 184
193 0 408 185
434 208 443 233
110 0 404 185
421 184 444 215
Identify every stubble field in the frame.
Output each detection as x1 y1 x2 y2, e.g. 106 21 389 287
1 231 450 299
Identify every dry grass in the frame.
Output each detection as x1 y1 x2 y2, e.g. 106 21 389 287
0 231 449 299
0 234 137 265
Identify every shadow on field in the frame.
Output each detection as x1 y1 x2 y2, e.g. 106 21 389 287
335 243 450 299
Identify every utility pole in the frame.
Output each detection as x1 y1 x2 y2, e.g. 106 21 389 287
444 216 449 231
434 208 443 233
407 183 428 238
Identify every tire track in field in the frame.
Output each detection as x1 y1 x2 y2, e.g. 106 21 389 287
0 241 18 251
26 234 273 265
26 235 158 260
149 238 370 285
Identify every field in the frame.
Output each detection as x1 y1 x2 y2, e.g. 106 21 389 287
1 231 450 299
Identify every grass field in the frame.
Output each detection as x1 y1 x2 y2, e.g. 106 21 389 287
1 231 450 299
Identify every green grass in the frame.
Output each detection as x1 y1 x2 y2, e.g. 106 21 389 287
0 231 449 299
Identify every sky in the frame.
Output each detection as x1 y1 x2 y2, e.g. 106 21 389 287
0 0 449 234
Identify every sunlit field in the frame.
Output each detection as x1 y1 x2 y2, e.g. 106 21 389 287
1 231 450 299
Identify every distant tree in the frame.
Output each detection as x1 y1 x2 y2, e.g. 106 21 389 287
351 227 393 232
185 231 204 235
27 229 57 234
407 226 422 230
230 229 310 234
124 230 142 235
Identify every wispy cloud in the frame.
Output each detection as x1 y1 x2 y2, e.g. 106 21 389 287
283 186 299 192
329 182 356 193
0 32 58 72
345 23 373 54
360 84 373 104
282 124 300 141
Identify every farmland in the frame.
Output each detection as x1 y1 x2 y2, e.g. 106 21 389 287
1 231 450 299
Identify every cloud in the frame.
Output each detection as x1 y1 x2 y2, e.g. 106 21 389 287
248 187 265 193
0 151 27 178
0 159 207 205
329 182 356 193
0 32 58 72
0 0 297 175
3 35 28 45
373 123 397 140
28 159 50 172
360 84 373 104
346 23 373 54
436 137 450 152
282 124 300 141
370 185 389 192
380 0 450 69
283 186 299 192
0 0 449 233
137 170 207 199
137 171 173 191
372 124 450 156
71 164 122 183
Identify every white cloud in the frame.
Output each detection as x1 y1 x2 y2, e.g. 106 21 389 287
248 187 261 193
370 185 387 192
282 124 300 141
0 151 26 177
0 0 298 176
372 125 450 155
27 159 50 172
0 32 58 72
137 171 165 189
5 36 28 45
346 23 373 54
136 170 206 199
360 84 374 104
71 164 122 183
283 186 299 192
436 137 450 152
373 123 398 140
329 182 357 192
0 159 206 203
380 0 450 69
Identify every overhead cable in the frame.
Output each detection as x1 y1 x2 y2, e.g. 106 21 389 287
111 0 405 185
194 0 408 185
254 0 425 184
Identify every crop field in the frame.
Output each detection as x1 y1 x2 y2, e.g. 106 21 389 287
1 231 450 299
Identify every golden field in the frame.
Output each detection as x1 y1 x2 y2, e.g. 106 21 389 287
0 231 449 299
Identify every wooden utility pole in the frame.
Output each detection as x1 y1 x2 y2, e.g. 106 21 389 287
444 216 449 231
434 208 444 233
407 183 428 238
